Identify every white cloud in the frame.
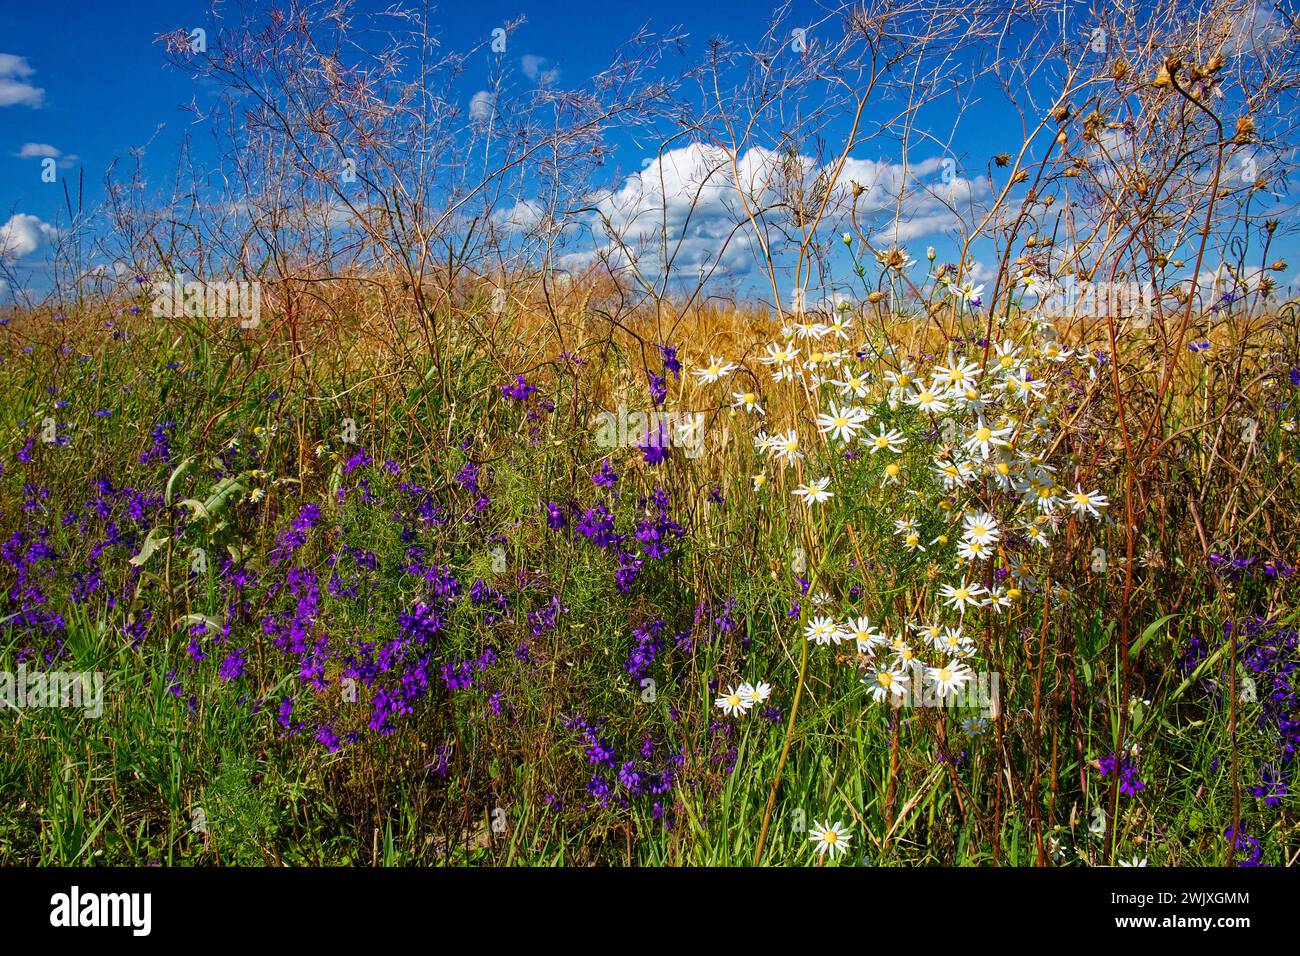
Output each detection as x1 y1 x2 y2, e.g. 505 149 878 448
581 144 989 278
469 90 496 124
521 54 559 84
0 213 57 261
590 143 759 276
15 141 78 169
0 54 45 108
1225 2 1288 55
495 199 547 233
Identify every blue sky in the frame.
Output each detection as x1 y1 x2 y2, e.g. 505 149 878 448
0 0 806 215
0 0 1295 304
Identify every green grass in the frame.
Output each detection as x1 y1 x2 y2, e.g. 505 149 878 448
0 306 1296 866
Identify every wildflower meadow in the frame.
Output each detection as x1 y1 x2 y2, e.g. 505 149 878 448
0 0 1297 896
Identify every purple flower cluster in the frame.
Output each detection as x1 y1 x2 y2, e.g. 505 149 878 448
501 374 537 402
635 489 685 560
1097 751 1146 797
626 618 666 679
1236 618 1298 810
139 421 175 465
268 503 322 565
440 646 498 691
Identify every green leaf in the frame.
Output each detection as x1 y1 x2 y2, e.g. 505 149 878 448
164 456 197 506
1129 612 1180 659
178 613 225 632
128 528 171 567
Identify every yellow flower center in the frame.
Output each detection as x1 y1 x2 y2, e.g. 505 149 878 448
975 427 992 442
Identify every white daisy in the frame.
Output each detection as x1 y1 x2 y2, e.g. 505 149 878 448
863 663 910 701
805 615 842 645
865 426 906 454
905 387 951 415
833 370 872 399
961 510 1001 546
715 685 753 716
808 820 853 858
770 429 803 463
963 418 1013 460
956 538 993 562
1066 486 1109 519
692 355 738 384
939 578 988 612
816 402 868 442
931 358 982 391
793 477 834 506
845 616 885 653
925 660 974 699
